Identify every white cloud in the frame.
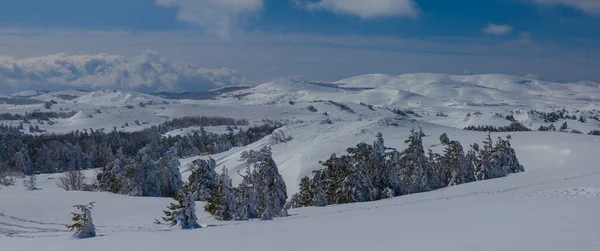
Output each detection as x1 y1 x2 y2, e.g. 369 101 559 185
483 24 513 35
1 28 599 84
300 0 418 18
527 0 600 14
155 0 264 37
0 51 246 93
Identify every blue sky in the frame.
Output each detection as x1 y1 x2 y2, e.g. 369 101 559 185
0 0 599 92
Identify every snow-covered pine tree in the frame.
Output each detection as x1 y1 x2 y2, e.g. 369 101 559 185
187 157 218 201
311 172 328 207
96 148 128 194
66 202 96 238
346 143 375 202
371 133 397 199
441 141 473 186
401 129 440 194
491 136 525 175
318 154 352 204
475 133 494 181
204 167 236 220
342 156 374 203
464 143 479 183
129 147 161 197
386 149 407 196
36 144 57 173
252 147 288 218
13 146 33 175
233 167 259 220
297 176 314 207
427 149 444 185
156 149 182 198
476 133 510 180
162 185 201 229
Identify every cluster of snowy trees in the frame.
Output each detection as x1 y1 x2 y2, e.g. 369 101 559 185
288 130 524 208
188 147 288 221
528 109 591 123
0 111 77 121
464 122 532 132
0 117 280 194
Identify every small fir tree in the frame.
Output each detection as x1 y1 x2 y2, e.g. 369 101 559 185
66 202 96 238
162 185 201 229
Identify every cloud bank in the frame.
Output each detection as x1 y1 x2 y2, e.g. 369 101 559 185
483 24 513 35
0 51 247 93
527 0 600 15
299 0 418 19
155 0 264 37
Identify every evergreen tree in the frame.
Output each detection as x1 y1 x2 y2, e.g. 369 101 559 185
441 141 473 186
129 147 161 197
204 167 236 220
66 202 96 239
233 168 259 220
36 144 57 173
187 158 218 201
297 176 314 207
311 172 328 207
475 133 495 181
156 149 182 198
13 147 33 175
162 185 201 229
464 143 479 182
401 129 440 194
252 147 288 218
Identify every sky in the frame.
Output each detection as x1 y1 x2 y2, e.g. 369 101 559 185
0 0 599 92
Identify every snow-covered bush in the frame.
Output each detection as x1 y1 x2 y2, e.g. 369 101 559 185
271 129 293 143
23 175 39 191
307 105 318 112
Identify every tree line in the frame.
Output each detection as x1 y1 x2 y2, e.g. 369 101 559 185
0 116 280 196
287 130 524 208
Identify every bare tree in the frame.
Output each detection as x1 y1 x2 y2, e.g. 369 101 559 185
58 170 85 191
23 175 40 190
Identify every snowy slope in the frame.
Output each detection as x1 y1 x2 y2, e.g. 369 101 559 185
1 132 599 250
1 73 600 250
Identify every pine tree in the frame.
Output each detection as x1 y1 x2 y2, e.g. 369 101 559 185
560 121 568 131
204 167 236 220
387 149 407 196
252 147 288 218
233 168 259 220
297 176 314 207
162 185 201 229
187 158 218 201
441 141 472 186
475 133 494 181
156 149 182 198
129 147 161 197
311 172 328 207
13 147 33 175
464 143 479 182
66 202 96 238
401 129 440 194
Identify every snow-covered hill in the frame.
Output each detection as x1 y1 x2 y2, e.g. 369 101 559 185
1 73 599 250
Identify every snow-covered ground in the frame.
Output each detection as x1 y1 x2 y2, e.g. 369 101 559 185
1 73 599 250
